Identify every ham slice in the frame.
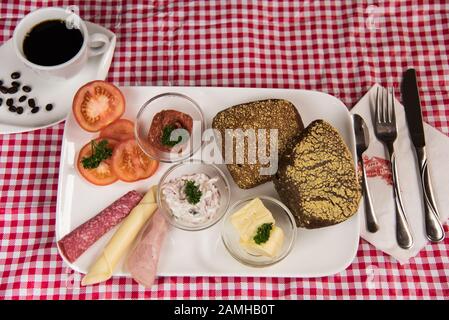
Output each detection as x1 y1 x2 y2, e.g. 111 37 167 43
126 210 168 287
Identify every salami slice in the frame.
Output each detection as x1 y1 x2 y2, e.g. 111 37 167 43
58 190 143 263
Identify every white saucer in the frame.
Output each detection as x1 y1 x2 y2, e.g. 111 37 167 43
0 22 116 134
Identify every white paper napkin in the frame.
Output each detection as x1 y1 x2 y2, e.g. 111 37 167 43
351 84 449 264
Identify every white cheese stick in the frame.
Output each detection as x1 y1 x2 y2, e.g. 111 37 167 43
81 186 158 286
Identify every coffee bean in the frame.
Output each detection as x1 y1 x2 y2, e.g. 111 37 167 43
22 85 32 92
31 107 40 113
0 80 3 85
8 106 16 112
19 95 27 102
16 106 24 114
45 103 53 111
0 86 8 94
11 81 20 87
28 99 36 108
11 72 21 79
0 98 3 106
6 98 14 106
8 86 18 94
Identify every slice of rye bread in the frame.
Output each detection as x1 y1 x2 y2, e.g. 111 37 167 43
212 99 304 189
274 120 361 228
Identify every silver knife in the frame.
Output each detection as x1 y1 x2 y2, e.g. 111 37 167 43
401 68 445 242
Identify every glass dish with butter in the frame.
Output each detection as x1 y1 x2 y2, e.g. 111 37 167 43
221 196 296 267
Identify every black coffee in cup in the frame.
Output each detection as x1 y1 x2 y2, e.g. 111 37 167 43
23 19 83 66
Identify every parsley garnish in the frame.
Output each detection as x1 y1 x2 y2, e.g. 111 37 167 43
184 180 202 205
161 125 182 147
253 223 273 244
81 139 113 169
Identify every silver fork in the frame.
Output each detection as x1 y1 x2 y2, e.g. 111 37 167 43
374 87 414 249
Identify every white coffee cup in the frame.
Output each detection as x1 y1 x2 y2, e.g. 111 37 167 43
13 7 110 79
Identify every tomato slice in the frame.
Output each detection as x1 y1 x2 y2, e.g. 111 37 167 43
73 81 125 132
100 119 135 141
111 139 159 182
77 138 119 186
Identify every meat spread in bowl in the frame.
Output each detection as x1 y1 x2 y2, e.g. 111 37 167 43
148 109 193 152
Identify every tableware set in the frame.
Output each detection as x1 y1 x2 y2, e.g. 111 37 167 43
353 69 445 249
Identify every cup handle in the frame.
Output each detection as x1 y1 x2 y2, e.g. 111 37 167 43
87 33 110 57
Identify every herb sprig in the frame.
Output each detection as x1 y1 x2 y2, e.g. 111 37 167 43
81 139 113 169
253 223 273 244
184 180 202 205
161 125 182 147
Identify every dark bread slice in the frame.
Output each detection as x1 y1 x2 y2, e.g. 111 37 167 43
212 99 304 189
274 120 361 228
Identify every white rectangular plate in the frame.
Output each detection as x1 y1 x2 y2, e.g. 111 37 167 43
56 86 360 278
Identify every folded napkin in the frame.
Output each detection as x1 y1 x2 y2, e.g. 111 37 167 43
351 84 449 264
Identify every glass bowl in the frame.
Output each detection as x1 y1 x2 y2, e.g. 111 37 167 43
222 196 297 267
135 92 205 163
157 160 231 231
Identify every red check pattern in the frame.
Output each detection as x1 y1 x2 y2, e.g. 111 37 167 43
1 0 448 300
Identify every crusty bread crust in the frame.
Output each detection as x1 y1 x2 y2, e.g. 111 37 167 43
274 120 361 229
212 99 304 189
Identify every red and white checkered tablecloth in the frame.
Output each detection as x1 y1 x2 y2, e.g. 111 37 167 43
1 0 448 300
